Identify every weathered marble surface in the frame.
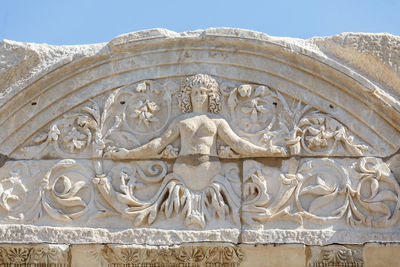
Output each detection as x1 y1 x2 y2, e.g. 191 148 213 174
0 29 399 251
0 242 399 266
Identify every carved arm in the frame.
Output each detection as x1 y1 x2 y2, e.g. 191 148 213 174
106 119 180 160
217 119 286 157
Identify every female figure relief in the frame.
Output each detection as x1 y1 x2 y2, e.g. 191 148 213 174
106 74 286 228
109 74 285 175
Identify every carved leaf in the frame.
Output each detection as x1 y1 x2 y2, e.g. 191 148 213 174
136 81 147 92
254 85 270 97
255 104 268 114
238 85 252 97
117 193 136 205
227 91 238 109
301 184 332 196
101 89 120 127
368 190 398 203
308 190 337 214
42 200 71 222
361 201 391 215
133 212 147 226
307 127 321 135
82 101 101 124
370 179 379 198
148 206 158 225
53 177 86 199
33 133 49 144
49 125 60 141
55 196 86 208
250 109 258 122
103 115 122 139
241 107 253 114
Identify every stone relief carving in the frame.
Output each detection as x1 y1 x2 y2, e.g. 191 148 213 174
224 82 369 156
0 74 396 239
32 159 94 222
93 161 241 228
0 244 69 265
88 244 244 267
19 74 370 160
19 79 174 160
0 162 27 214
100 74 273 228
243 157 400 228
0 159 95 223
307 245 363 267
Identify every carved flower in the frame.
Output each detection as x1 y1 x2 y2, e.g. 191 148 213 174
241 98 268 122
120 249 139 264
306 129 329 149
298 114 369 155
299 115 330 150
175 247 205 263
7 248 31 263
221 247 244 263
132 99 160 127
49 124 60 141
238 84 252 97
135 81 147 92
63 127 87 152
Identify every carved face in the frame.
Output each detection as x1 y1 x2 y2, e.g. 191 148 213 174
190 86 208 108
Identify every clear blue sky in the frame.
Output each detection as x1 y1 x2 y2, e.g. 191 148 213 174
1 0 399 45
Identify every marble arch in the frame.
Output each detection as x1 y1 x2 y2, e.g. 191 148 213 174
0 29 400 266
0 28 399 158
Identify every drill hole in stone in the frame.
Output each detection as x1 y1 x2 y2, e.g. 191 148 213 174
120 101 126 105
329 104 334 109
31 102 37 106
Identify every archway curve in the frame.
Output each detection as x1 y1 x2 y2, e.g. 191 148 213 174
0 28 398 157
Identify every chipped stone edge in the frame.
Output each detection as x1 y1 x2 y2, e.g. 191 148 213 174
2 28 399 109
241 229 400 246
2 224 400 246
0 224 239 245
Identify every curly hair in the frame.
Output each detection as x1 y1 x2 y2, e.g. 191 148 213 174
178 74 222 114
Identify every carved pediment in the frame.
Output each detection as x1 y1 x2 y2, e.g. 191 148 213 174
0 29 399 245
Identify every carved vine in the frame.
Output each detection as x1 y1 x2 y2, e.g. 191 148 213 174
26 159 94 222
92 162 241 228
21 79 370 159
243 157 400 228
224 83 370 156
20 80 173 159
